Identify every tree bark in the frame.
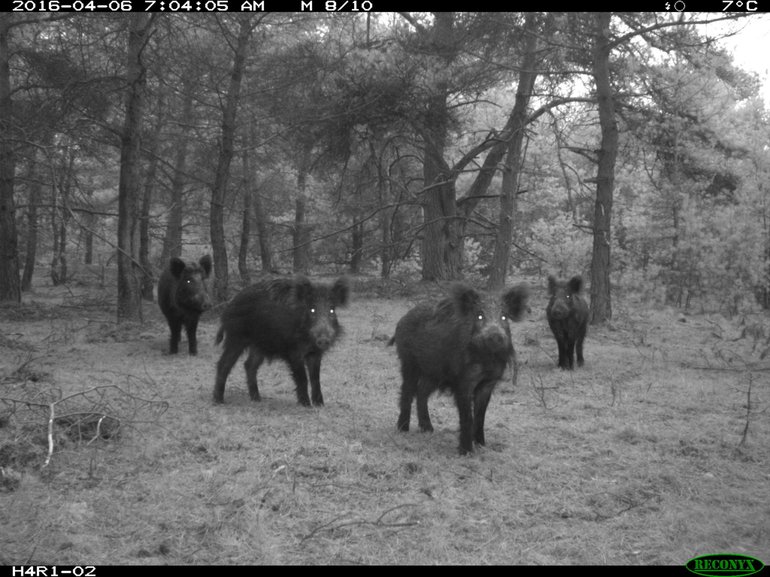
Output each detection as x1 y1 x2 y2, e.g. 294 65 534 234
51 211 67 286
253 186 274 273
139 172 156 302
21 158 41 292
117 13 153 322
140 94 163 302
293 144 312 275
0 15 20 303
760 204 770 309
50 150 74 286
210 16 251 303
21 192 38 292
161 85 193 264
247 123 273 273
238 184 252 284
589 12 617 324
420 12 461 281
379 195 393 279
82 209 94 265
487 13 540 291
374 142 393 279
350 220 363 274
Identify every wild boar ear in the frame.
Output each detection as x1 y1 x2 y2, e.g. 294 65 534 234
293 275 314 305
568 276 583 294
332 276 350 307
547 275 557 296
170 257 186 279
503 283 529 321
450 283 480 317
199 255 213 278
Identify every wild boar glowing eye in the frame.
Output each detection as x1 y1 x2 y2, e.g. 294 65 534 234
310 308 316 314
501 314 507 321
330 308 335 315
477 314 484 321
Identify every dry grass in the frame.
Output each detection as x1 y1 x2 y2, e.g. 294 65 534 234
1 278 768 565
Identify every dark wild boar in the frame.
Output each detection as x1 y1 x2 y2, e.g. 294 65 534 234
546 275 589 370
213 275 350 406
157 254 213 355
390 283 529 455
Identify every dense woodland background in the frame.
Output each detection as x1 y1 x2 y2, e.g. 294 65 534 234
2 13 770 565
0 12 768 321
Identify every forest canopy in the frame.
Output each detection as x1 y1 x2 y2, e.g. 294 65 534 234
0 11 767 321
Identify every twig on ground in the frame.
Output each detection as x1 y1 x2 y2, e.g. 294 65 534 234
300 503 419 543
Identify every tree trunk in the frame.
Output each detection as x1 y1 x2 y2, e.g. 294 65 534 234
253 186 274 273
379 203 392 279
21 188 38 292
140 95 163 302
350 220 363 274
0 16 19 303
82 209 94 265
21 155 41 292
293 144 312 275
487 13 540 291
380 205 392 278
589 12 617 325
404 12 547 283
349 170 365 274
140 176 155 301
375 144 393 279
293 198 311 274
421 160 460 280
238 187 252 285
117 14 153 323
161 86 193 264
51 214 67 286
759 204 770 309
210 16 251 303
50 151 73 286
248 121 273 273
420 12 462 281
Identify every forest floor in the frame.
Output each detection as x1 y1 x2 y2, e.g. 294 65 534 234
1 273 769 566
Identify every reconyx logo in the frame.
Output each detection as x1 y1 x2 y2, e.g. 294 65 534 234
686 553 765 577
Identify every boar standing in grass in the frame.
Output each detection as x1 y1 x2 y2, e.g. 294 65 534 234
213 275 350 406
390 283 529 455
546 275 589 370
157 254 212 355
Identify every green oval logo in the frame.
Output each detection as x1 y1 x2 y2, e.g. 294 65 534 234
686 553 765 577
